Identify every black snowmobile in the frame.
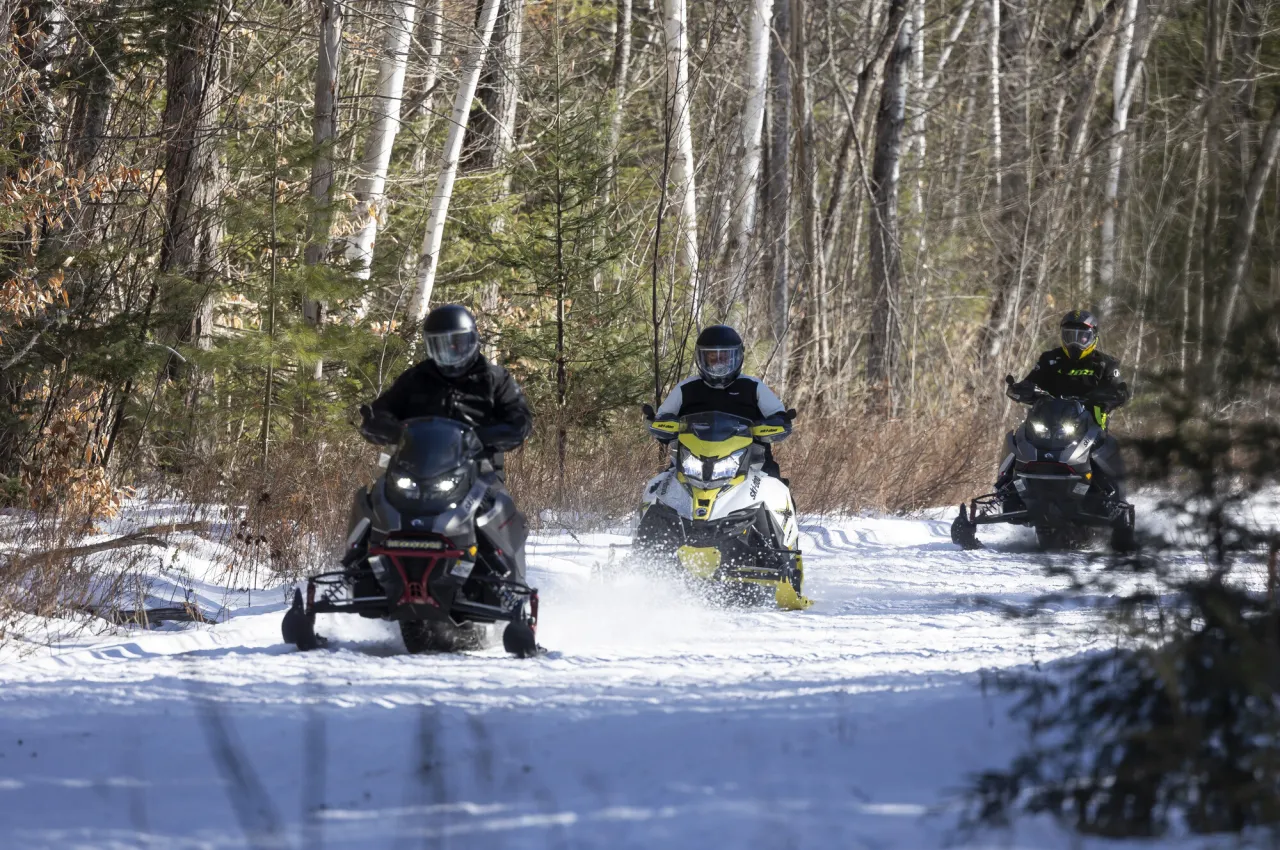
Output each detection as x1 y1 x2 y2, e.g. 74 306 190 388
951 380 1135 552
281 415 542 657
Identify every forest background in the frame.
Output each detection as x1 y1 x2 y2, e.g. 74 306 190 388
2 0 1279 541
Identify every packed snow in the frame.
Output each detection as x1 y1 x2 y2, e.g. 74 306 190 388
0 499 1255 849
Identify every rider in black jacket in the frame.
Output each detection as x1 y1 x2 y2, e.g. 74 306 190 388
361 305 533 472
999 310 1130 499
653 324 791 478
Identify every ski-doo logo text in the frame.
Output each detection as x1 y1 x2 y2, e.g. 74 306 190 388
750 475 761 499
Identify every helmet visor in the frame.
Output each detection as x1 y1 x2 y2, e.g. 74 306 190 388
426 329 479 368
1062 327 1095 353
696 346 743 380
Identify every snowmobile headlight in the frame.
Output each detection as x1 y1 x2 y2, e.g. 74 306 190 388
1030 420 1049 436
429 471 465 494
709 450 746 481
680 450 703 478
1060 421 1078 437
392 475 420 498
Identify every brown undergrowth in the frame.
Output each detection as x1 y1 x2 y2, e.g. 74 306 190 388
1 408 1005 631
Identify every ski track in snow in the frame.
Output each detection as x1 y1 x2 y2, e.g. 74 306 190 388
0 503 1251 849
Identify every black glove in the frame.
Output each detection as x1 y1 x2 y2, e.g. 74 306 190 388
1088 382 1129 411
359 404 401 446
475 422 526 453
1004 375 1038 404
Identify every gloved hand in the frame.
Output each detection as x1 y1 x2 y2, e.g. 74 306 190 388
475 422 526 453
1087 382 1129 411
1004 375 1039 404
359 404 401 446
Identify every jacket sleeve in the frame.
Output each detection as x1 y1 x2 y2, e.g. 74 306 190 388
754 380 787 419
655 381 686 419
368 370 414 420
1022 352 1052 393
477 367 534 451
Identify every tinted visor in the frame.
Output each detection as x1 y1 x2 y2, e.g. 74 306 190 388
696 346 743 379
1062 327 1095 352
426 329 479 368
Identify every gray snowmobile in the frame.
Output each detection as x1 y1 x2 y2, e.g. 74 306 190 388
281 415 541 657
951 381 1135 551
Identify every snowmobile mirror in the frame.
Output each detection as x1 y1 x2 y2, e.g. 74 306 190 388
641 403 656 422
785 408 798 422
1004 375 1015 386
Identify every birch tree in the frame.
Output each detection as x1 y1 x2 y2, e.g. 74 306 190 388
724 0 771 317
343 0 417 300
407 0 504 325
1097 0 1139 315
663 0 700 309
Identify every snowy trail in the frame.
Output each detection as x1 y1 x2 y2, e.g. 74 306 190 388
0 511 1162 849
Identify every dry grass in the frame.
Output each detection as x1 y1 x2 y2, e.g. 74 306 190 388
1 408 1004 630
782 412 1001 515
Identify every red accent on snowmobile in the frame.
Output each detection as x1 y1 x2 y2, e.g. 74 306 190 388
370 540 465 607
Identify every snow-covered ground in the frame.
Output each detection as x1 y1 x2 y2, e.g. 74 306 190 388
0 502 1240 849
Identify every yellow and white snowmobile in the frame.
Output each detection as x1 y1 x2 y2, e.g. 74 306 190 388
628 407 811 610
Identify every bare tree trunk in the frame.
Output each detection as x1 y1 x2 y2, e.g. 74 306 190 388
794 0 826 389
1097 0 1139 316
724 0 771 322
1200 0 1224 367
343 0 417 304
410 0 447 175
605 0 634 197
663 0 700 312
302 0 344 373
407 0 504 325
159 4 225 359
464 0 526 173
987 0 1002 205
765 0 791 391
867 0 911 415
1216 103 1280 364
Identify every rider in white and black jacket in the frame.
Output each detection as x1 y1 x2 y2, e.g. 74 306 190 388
653 325 791 479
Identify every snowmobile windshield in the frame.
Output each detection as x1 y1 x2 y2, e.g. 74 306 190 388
1025 398 1092 449
679 411 755 446
393 417 482 480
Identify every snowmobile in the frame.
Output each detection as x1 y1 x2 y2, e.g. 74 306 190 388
624 406 811 610
950 382 1135 552
281 415 542 657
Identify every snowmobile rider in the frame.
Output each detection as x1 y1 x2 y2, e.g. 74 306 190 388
999 309 1130 498
651 324 792 479
359 304 533 479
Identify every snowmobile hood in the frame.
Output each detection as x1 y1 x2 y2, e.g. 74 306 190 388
393 417 483 479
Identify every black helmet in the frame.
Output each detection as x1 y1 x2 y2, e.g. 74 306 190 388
695 325 744 389
1060 309 1098 360
423 304 480 377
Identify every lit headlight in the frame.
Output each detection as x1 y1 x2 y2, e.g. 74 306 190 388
1060 422 1078 437
392 475 419 498
709 450 745 481
428 472 465 493
680 451 703 478
1030 421 1049 436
